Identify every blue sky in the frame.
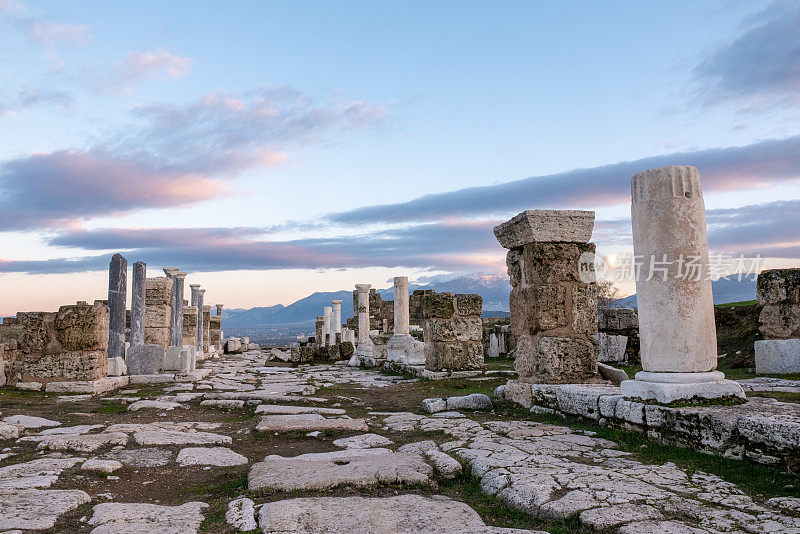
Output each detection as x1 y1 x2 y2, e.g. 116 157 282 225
1 0 799 313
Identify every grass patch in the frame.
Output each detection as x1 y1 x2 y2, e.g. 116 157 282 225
94 403 127 414
747 391 800 405
525 411 800 499
715 300 757 308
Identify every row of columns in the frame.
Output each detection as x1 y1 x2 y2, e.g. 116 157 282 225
107 256 223 365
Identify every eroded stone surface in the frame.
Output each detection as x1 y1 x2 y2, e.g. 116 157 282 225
176 446 248 467
255 413 368 432
0 489 91 530
88 501 208 533
332 433 394 449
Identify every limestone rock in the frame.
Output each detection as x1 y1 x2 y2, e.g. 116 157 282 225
88 501 207 533
54 302 109 352
493 209 595 248
0 489 91 530
755 339 800 374
255 414 368 432
248 450 432 491
126 344 165 375
332 433 394 449
24 432 128 453
258 494 548 533
0 422 20 440
133 430 232 446
81 459 123 474
176 447 249 467
0 457 85 490
226 497 257 531
2 415 61 429
597 362 629 385
446 393 492 411
104 447 173 467
254 404 346 416
200 399 245 410
422 398 448 413
425 449 462 479
128 400 184 412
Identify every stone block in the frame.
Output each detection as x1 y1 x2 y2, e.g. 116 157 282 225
144 326 170 348
755 339 800 374
420 292 455 319
493 209 595 249
54 302 108 352
514 335 597 383
455 294 482 317
14 350 107 383
17 312 59 354
145 304 171 329
424 340 483 371
445 393 492 411
425 317 482 342
757 268 800 306
126 344 165 375
163 346 182 371
595 333 628 363
759 305 800 339
145 276 172 306
107 356 127 377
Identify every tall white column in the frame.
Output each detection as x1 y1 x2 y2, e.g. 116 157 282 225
393 276 409 335
356 284 371 344
190 284 201 350
621 166 744 403
332 300 342 344
323 306 332 347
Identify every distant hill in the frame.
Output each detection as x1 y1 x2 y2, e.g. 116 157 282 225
222 273 512 332
222 274 757 333
612 277 757 308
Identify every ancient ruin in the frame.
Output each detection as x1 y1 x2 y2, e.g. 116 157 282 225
494 209 599 382
755 268 800 373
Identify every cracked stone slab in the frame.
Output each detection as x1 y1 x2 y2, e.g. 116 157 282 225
255 414 368 433
226 497 257 531
19 432 128 453
81 459 123 474
127 400 185 412
258 494 549 533
332 433 394 449
0 457 85 490
133 429 232 446
2 415 61 429
88 501 208 533
103 447 173 467
248 450 433 491
0 489 91 530
176 447 249 467
254 404 347 415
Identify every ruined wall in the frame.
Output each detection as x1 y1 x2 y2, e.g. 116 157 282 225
757 268 800 339
202 305 211 352
0 301 109 385
596 307 639 364
482 318 514 358
419 291 483 371
145 276 172 349
351 289 394 333
507 242 598 382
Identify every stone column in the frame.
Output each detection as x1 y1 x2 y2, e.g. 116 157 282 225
215 304 224 316
356 284 371 344
621 166 744 403
332 300 342 344
164 268 186 347
387 276 424 364
107 253 127 362
190 284 201 350
130 261 146 347
197 289 205 354
393 276 410 335
323 307 332 346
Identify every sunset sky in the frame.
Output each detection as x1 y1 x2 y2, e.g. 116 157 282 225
1 0 799 314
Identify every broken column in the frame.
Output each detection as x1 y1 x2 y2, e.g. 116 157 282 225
107 254 127 375
202 304 211 353
355 284 373 358
130 261 146 347
621 165 744 402
315 316 324 347
420 291 483 371
387 276 425 365
754 268 800 374
332 300 342 344
494 210 598 382
323 307 332 346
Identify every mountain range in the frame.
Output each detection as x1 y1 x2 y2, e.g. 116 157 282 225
222 273 758 334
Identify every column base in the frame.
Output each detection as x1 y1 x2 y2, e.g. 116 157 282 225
387 333 425 365
621 371 745 404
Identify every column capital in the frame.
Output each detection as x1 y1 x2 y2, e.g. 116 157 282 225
189 284 201 289
175 271 188 279
199 289 206 295
355 283 371 292
332 300 342 305
163 267 179 277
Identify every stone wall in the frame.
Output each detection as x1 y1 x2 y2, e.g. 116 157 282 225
501 379 800 473
351 289 394 333
757 268 800 339
596 307 639 364
182 305 198 348
209 316 222 349
202 305 211 352
418 291 483 371
145 276 172 349
482 318 514 358
0 301 109 385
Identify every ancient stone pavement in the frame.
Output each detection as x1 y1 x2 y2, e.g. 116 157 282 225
1 351 799 533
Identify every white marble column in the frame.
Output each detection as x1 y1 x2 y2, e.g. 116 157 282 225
215 304 224 315
356 284 371 344
393 276 409 335
621 166 744 403
323 306 332 347
332 300 342 344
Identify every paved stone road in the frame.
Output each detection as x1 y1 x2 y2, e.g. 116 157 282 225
0 351 798 532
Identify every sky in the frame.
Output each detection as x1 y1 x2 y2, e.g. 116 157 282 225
1 0 799 314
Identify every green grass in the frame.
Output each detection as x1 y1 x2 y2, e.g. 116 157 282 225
94 403 127 414
525 411 800 499
715 300 757 308
747 391 800 405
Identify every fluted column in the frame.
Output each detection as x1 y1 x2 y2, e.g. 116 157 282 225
323 307 332 346
356 284 371 344
130 261 146 347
